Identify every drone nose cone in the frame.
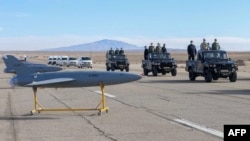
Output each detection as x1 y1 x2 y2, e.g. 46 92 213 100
120 72 142 83
129 73 142 81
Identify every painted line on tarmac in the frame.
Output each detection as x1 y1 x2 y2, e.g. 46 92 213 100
94 91 116 98
174 118 223 138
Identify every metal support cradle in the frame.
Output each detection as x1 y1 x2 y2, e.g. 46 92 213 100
30 83 109 116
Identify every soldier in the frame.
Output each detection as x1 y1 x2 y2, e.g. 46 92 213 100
115 48 119 55
212 38 220 50
207 42 211 50
200 38 208 50
109 48 114 56
187 40 197 60
155 43 161 53
148 42 154 53
162 43 167 53
144 46 149 60
119 48 124 54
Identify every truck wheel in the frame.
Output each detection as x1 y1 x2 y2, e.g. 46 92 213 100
162 71 166 75
111 66 115 71
152 66 158 76
106 67 110 71
171 68 177 76
143 68 148 76
125 67 129 72
189 71 196 81
229 71 237 82
205 70 212 82
212 76 218 80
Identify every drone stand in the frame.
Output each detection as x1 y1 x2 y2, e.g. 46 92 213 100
30 83 109 116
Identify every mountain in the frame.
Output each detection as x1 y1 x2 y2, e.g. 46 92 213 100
44 39 142 51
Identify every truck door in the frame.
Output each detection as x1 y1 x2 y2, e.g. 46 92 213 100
194 60 203 73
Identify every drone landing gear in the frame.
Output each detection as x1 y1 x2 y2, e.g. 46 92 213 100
30 83 109 116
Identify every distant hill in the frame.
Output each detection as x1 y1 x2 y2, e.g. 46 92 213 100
44 39 142 51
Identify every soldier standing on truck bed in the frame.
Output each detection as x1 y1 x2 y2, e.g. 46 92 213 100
115 48 119 55
200 38 209 50
119 48 124 55
155 43 161 53
109 48 114 56
162 43 167 53
148 43 154 53
212 38 220 50
144 46 149 60
187 40 197 60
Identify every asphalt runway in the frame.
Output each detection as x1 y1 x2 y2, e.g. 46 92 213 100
0 64 250 141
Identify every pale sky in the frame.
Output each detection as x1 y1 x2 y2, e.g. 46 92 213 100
0 0 250 51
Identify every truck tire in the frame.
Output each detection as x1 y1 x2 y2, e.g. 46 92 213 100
111 64 115 71
189 71 196 81
204 70 212 82
229 71 237 82
152 66 158 76
144 68 148 76
212 76 218 80
125 67 129 72
171 68 177 76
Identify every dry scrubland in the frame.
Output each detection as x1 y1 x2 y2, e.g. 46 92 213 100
0 51 250 72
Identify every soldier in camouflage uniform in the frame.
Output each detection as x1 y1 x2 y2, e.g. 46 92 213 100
115 48 119 55
155 43 161 53
212 38 220 50
119 48 124 54
200 38 209 50
109 48 114 56
148 43 155 53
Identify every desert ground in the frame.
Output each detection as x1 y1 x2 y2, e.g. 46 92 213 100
0 51 249 141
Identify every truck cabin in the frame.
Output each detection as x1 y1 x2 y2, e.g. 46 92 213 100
197 50 228 62
110 54 127 60
148 53 171 60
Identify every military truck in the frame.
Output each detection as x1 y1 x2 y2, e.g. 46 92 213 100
142 52 177 76
185 50 238 82
106 52 129 72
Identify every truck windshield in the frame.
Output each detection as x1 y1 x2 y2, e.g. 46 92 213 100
112 55 126 59
81 57 91 60
204 52 228 59
150 53 170 59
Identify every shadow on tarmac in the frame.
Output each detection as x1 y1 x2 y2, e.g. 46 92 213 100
0 116 59 120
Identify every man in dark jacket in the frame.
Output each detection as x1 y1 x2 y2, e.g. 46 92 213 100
144 46 149 60
187 40 197 60
162 43 167 53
